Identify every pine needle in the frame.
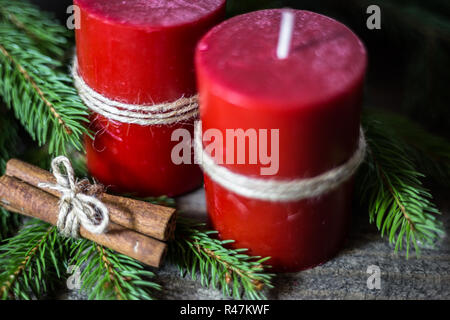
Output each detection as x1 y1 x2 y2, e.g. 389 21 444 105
0 0 70 58
169 218 274 300
357 109 445 257
69 239 160 300
0 219 67 300
0 2 89 156
364 108 450 184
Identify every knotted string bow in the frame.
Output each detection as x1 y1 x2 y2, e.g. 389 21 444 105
38 156 109 238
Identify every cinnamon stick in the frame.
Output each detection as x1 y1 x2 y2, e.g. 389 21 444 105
0 175 166 268
6 159 176 241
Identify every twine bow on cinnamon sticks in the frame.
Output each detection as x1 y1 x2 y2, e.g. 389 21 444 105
0 158 177 268
38 156 109 238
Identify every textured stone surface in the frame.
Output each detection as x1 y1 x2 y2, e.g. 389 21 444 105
61 187 450 300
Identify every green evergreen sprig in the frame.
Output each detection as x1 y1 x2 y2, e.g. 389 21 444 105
357 109 445 256
0 3 89 156
0 0 70 58
69 239 160 300
170 218 274 300
105 195 275 300
365 109 450 184
0 219 67 299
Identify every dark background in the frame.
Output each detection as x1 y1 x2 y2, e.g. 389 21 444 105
30 0 450 138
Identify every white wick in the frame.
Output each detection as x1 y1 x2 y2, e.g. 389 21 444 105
276 10 295 60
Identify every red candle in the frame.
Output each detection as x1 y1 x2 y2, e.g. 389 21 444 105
195 9 367 272
74 0 226 197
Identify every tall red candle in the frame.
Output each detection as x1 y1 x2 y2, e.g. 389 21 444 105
195 10 367 272
74 0 226 197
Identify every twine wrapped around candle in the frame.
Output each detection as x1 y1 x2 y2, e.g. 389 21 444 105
38 156 109 238
194 121 367 202
71 58 199 125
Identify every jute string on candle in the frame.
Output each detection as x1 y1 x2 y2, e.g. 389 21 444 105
194 121 367 202
38 156 109 238
72 58 199 125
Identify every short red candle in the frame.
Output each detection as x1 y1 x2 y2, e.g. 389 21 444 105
74 0 226 196
195 10 367 272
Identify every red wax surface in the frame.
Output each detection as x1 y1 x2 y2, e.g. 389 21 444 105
196 9 367 272
75 0 226 196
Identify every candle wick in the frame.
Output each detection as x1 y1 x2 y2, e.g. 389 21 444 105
276 10 295 60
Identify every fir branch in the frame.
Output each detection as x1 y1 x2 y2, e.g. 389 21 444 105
364 108 450 184
358 109 445 257
169 218 274 300
144 197 274 300
0 0 70 58
0 21 89 155
69 239 160 300
0 219 67 300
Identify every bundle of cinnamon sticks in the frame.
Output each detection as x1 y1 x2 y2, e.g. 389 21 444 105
0 159 177 268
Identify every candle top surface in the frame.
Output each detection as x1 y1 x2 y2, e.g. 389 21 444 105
196 9 367 108
75 0 225 28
